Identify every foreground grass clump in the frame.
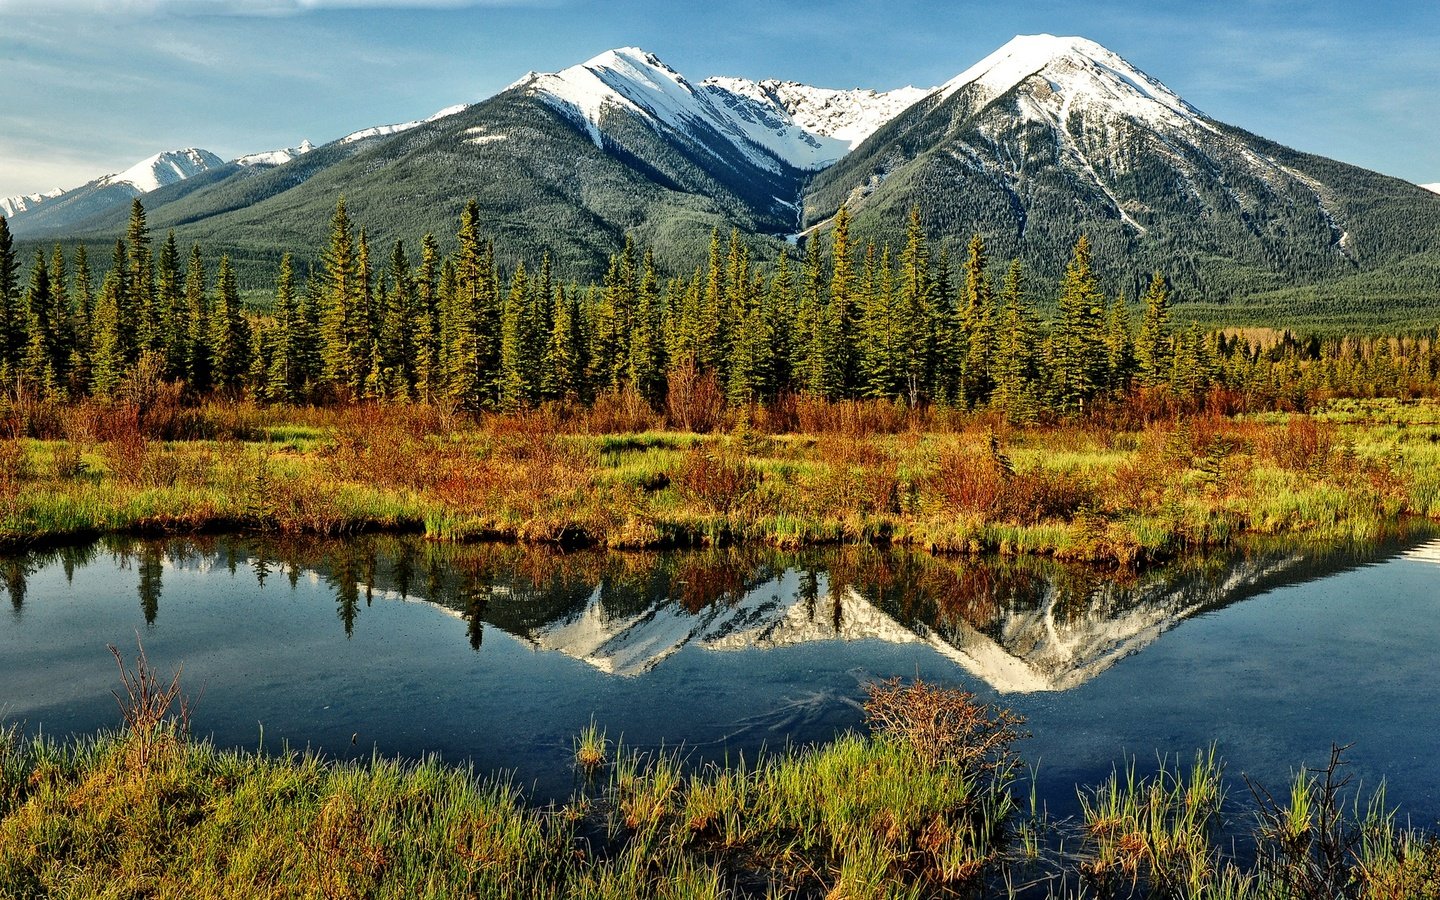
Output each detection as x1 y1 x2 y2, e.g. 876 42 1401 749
4 652 1440 898
2 396 1437 565
0 664 1023 899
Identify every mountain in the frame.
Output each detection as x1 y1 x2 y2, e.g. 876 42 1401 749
0 188 64 219
1424 184 1440 195
805 34 1440 308
3 148 226 236
7 37 1440 321
236 140 316 168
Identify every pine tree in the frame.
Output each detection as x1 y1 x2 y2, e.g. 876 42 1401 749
1134 271 1173 388
959 233 996 407
48 245 71 388
547 285 586 402
210 256 251 394
375 240 415 400
267 254 302 404
765 251 797 395
320 198 358 396
412 234 442 402
0 216 16 379
897 207 933 405
498 259 529 410
156 232 186 380
68 244 93 393
447 200 501 409
1050 235 1108 411
21 250 60 396
125 199 156 359
90 270 125 398
823 205 856 398
184 245 211 394
628 248 666 404
698 229 726 375
991 260 1042 423
931 246 962 404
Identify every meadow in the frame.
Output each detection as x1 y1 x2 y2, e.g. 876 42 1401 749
2 393 1438 567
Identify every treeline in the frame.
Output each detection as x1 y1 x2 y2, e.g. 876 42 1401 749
2 199 1438 418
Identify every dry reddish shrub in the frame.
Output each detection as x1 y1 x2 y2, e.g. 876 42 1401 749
675 448 759 515
1262 416 1336 472
863 677 1024 771
665 359 724 433
584 386 663 434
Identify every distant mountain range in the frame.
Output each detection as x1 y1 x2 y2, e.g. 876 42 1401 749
7 35 1440 320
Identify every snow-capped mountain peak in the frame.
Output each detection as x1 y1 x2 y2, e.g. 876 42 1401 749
1 187 65 220
236 139 316 168
518 46 928 172
98 148 225 194
340 104 469 144
940 33 1206 130
1423 183 1440 195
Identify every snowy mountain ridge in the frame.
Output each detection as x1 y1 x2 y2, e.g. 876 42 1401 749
1423 183 1440 195
515 46 931 173
236 139 316 167
0 188 64 219
97 148 226 194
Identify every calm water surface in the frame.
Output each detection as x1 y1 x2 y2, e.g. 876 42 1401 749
2 533 1437 821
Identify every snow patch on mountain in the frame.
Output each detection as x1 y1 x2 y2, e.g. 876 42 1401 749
97 148 225 194
705 78 930 151
518 47 928 172
1 188 64 219
340 104 469 144
941 33 1209 133
1423 183 1440 195
236 139 315 167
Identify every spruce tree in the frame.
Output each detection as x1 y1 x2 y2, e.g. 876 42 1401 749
498 259 529 410
320 198 358 395
21 250 60 396
1050 235 1108 412
90 270 125 398
210 256 251 394
898 207 933 405
69 244 93 392
184 245 212 394
376 240 415 400
959 233 996 408
156 232 186 380
0 216 16 378
1134 271 1173 388
628 248 665 404
413 234 442 402
125 199 156 358
1105 292 1134 394
267 254 301 404
824 205 856 398
992 260 1042 423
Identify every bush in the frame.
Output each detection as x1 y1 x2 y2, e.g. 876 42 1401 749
675 448 759 515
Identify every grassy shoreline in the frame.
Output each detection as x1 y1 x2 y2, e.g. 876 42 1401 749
3 397 1439 566
3 674 1436 899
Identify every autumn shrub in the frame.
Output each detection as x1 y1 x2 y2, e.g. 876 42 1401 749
664 359 724 433
1263 415 1337 472
863 677 1024 772
675 447 759 515
584 386 664 434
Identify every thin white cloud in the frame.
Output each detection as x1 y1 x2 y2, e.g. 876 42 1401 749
0 0 557 13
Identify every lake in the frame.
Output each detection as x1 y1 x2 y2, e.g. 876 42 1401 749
2 532 1437 823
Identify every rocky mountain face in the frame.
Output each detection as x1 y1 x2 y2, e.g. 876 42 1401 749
6 36 1439 309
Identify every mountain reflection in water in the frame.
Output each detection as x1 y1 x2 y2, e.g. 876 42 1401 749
5 531 1430 694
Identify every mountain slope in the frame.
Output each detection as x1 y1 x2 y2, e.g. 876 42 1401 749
5 149 225 236
805 34 1440 304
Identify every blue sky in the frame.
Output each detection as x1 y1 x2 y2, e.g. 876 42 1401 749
1 0 1437 198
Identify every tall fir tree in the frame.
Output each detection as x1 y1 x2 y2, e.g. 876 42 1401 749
959 233 996 407
0 216 16 379
184 245 212 394
1050 235 1108 411
320 198 359 396
156 232 186 380
1134 271 1173 388
992 260 1043 423
267 253 302 404
822 205 856 398
210 256 251 394
21 250 61 395
898 207 934 405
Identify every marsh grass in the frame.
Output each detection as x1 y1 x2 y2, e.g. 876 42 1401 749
1 398 1438 565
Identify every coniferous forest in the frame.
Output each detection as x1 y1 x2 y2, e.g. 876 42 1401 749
3 197 1439 419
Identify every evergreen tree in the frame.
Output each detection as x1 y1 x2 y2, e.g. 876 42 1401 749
765 252 797 395
267 254 302 404
628 248 666 404
0 216 16 378
320 198 359 395
375 240 415 400
822 205 856 398
1050 235 1108 411
1134 271 1173 388
48 245 71 391
210 256 251 393
547 285 586 402
498 259 529 410
959 233 996 407
156 232 186 380
125 199 156 358
68 245 93 393
931 246 962 404
21 250 61 395
184 245 212 394
898 207 933 405
413 234 442 402
90 270 125 398
992 260 1043 423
